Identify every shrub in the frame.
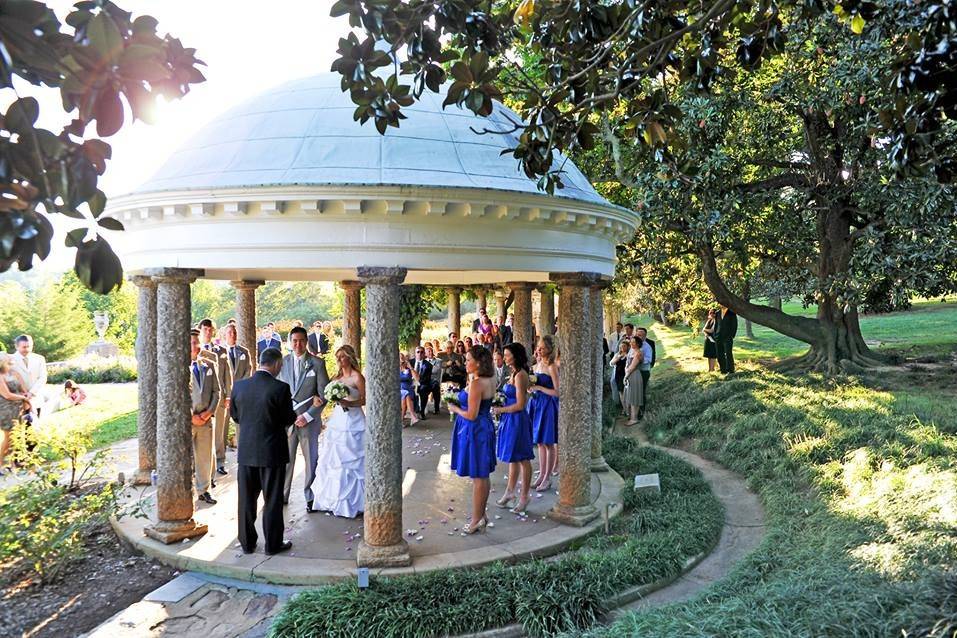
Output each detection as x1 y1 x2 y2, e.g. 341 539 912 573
47 355 137 384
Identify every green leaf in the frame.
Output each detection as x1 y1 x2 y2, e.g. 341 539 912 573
97 216 123 231
94 87 124 137
88 190 107 217
850 14 865 34
6 97 39 135
87 12 124 64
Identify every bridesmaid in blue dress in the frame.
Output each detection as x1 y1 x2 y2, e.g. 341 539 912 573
527 335 560 492
491 343 534 513
449 346 497 533
399 353 418 426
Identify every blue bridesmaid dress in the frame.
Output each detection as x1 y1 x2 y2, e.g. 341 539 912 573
399 368 413 400
527 372 559 445
450 390 497 478
496 383 534 462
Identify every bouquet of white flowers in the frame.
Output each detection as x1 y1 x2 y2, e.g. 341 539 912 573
491 391 507 428
324 381 350 411
528 373 539 394
441 385 460 422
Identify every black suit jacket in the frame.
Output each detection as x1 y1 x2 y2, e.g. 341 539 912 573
716 310 738 341
308 332 330 355
230 370 297 467
413 358 433 388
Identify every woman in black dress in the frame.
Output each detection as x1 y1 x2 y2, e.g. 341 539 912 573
609 341 629 414
702 308 718 372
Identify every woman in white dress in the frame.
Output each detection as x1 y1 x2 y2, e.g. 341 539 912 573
312 345 366 518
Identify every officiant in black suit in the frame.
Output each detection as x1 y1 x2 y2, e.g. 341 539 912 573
412 346 433 420
230 347 297 555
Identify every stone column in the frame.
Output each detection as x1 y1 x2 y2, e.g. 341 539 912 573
132 275 157 485
507 282 535 352
494 290 507 322
144 268 208 544
547 272 600 527
603 297 620 336
447 286 461 337
475 287 487 313
357 267 411 567
340 280 363 361
231 280 263 361
537 285 556 337
590 284 610 472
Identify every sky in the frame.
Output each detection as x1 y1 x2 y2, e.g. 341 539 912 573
7 0 348 273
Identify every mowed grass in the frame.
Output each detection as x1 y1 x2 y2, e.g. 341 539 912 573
580 325 957 638
32 383 138 459
630 300 957 363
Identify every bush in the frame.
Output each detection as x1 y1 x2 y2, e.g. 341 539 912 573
47 355 137 384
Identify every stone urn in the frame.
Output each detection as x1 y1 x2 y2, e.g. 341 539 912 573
86 310 119 358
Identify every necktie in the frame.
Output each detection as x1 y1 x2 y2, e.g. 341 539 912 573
229 347 236 368
192 362 201 385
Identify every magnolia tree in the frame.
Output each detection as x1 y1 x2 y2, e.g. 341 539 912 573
330 0 957 373
0 0 203 293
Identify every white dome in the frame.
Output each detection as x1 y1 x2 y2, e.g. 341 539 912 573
134 72 608 207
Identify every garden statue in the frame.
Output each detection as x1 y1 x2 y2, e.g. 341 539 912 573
85 310 119 358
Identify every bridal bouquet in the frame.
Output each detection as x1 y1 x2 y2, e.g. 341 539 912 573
528 373 538 394
324 381 350 411
442 385 460 422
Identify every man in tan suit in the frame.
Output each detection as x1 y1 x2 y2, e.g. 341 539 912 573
190 330 220 505
215 323 252 475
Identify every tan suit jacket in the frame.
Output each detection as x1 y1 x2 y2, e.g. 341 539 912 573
190 357 220 416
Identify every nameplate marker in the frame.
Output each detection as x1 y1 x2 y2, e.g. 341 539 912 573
357 567 369 589
634 473 661 493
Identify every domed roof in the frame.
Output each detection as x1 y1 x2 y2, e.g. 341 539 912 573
134 72 608 206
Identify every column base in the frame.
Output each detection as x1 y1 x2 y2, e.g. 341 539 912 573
356 540 412 568
590 456 610 472
132 469 154 486
144 518 208 544
547 503 599 527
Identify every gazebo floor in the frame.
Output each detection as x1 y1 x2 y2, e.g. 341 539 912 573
112 417 624 585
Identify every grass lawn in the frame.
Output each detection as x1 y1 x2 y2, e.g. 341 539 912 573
32 383 138 460
582 324 957 637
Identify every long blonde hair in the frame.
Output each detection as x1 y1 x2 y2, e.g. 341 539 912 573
538 335 558 364
334 345 360 379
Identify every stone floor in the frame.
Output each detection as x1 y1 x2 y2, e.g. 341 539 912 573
113 414 621 584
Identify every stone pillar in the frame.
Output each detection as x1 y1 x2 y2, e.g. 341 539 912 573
507 282 535 352
340 280 363 361
603 297 619 336
547 272 600 527
132 275 157 485
537 285 556 337
475 287 487 313
447 286 461 337
144 268 208 544
357 267 411 567
231 280 263 362
494 290 507 322
590 284 610 472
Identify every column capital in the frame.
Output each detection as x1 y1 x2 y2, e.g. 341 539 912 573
230 279 265 290
549 271 608 288
505 281 536 291
129 274 157 288
357 266 407 285
145 267 204 284
446 285 462 293
339 279 364 292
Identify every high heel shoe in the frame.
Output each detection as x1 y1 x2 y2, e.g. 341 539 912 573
535 479 552 492
496 493 515 508
510 498 529 514
464 516 488 534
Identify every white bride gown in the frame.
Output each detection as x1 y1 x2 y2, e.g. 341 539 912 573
312 381 365 518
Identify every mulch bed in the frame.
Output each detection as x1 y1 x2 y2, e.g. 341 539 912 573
0 519 176 638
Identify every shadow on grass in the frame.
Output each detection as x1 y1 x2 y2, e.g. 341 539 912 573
585 365 957 637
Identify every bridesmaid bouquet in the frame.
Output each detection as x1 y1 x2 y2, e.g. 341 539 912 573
528 374 538 394
491 391 507 428
441 385 459 422
324 381 350 411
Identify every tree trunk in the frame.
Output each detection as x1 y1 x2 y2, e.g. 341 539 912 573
743 280 755 338
769 296 782 311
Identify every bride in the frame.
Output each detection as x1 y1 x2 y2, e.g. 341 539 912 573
311 345 365 518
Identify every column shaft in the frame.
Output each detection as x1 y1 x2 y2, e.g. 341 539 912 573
475 288 487 312
132 276 157 485
547 272 600 527
507 282 535 352
538 286 556 337
341 281 363 361
357 267 411 567
145 268 207 543
447 287 461 337
494 291 507 322
591 286 609 471
232 280 263 363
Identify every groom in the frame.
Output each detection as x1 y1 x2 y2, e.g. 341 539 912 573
279 326 329 512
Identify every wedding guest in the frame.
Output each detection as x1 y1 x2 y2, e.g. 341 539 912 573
609 341 629 412
412 346 433 420
449 346 497 534
528 335 560 491
0 353 30 473
217 323 252 471
399 352 418 426
702 309 718 372
11 334 47 419
278 327 328 512
307 321 329 357
491 343 533 513
424 344 443 415
622 337 646 426
636 327 655 406
63 380 87 407
447 340 468 387
189 330 220 505
257 324 282 357
199 319 228 484
715 306 738 374
496 315 512 347
312 345 366 518
464 336 474 350
492 349 511 390
230 347 296 555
